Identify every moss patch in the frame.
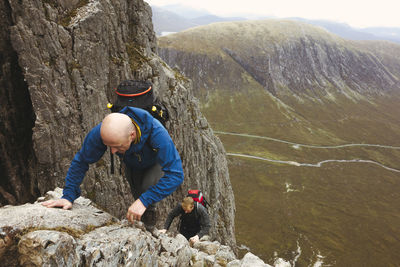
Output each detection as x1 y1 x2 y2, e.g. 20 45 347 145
125 42 150 71
58 0 89 27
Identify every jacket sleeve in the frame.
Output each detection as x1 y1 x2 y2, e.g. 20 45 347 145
197 204 211 238
139 122 184 207
164 204 182 230
62 124 107 203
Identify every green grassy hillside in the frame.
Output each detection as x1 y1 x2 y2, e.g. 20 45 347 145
206 89 400 266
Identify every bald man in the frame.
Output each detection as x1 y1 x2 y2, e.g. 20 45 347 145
42 106 184 229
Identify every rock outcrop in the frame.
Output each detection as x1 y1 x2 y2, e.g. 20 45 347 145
0 0 235 248
0 189 268 267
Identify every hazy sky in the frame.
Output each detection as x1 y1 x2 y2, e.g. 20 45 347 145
145 0 400 28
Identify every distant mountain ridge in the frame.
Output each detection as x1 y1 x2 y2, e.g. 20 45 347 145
151 6 199 36
151 5 247 36
290 18 400 44
158 20 400 99
151 4 400 43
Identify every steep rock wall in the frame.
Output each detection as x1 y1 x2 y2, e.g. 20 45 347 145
0 0 235 247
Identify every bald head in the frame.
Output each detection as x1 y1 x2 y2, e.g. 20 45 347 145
101 113 136 154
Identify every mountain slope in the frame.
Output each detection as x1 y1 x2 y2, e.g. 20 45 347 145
157 19 400 146
158 20 400 98
157 19 400 266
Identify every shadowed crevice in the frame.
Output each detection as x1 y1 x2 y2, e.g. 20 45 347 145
0 0 38 206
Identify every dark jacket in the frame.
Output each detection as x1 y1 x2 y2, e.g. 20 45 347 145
62 107 184 207
164 202 210 238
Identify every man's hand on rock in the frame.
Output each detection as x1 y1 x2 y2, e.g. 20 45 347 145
159 229 167 234
127 199 146 224
41 198 72 210
189 235 199 245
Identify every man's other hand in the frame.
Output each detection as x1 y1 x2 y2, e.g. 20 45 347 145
158 229 167 234
189 235 200 245
41 199 72 210
127 199 146 224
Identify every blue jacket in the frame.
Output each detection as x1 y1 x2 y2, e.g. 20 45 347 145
62 107 184 207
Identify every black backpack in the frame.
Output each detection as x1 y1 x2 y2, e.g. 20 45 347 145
108 80 169 125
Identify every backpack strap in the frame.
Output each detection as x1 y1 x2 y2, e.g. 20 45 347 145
203 198 210 209
110 151 114 174
130 118 142 144
194 202 199 220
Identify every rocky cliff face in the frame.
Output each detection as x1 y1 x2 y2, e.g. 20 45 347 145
0 0 235 248
0 189 268 267
158 20 400 99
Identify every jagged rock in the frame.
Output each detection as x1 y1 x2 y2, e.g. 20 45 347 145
191 251 210 266
193 240 220 255
215 245 237 265
273 258 292 267
18 230 79 266
227 259 241 267
240 252 272 267
159 252 176 267
0 191 271 266
0 188 114 233
77 224 159 266
160 233 188 255
175 245 193 267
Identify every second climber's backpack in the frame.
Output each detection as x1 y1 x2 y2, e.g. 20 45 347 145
187 189 210 209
